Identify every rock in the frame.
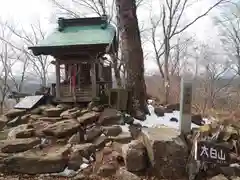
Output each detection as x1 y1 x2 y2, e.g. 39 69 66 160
0 138 41 153
2 145 70 174
191 114 204 126
110 132 133 144
129 124 142 139
68 130 84 144
115 168 141 180
209 174 228 180
166 103 180 111
170 117 178 122
68 151 84 171
7 124 33 139
77 112 100 126
72 143 96 159
98 108 121 125
231 177 240 180
43 119 80 138
15 128 35 138
43 108 64 117
140 127 188 179
0 116 7 130
38 117 63 123
123 115 134 125
154 106 165 117
73 173 85 180
29 114 42 120
56 104 72 111
93 136 108 149
30 107 42 115
92 106 104 112
85 126 102 142
133 110 146 121
97 163 116 177
5 109 26 119
31 120 52 137
7 116 24 127
122 140 147 172
102 126 122 137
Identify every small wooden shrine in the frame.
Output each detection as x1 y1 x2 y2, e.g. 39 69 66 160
29 16 118 103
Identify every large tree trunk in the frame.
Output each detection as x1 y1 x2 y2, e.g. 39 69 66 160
116 0 149 114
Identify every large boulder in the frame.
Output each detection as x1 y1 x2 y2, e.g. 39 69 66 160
68 130 84 144
38 117 63 123
122 140 147 172
43 107 64 117
140 127 188 179
31 120 52 137
77 112 100 126
2 145 70 174
7 114 30 127
42 119 80 138
102 126 122 137
98 108 121 125
15 128 35 139
0 138 40 153
166 103 180 111
5 109 26 119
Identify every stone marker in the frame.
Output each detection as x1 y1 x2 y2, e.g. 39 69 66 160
179 78 193 134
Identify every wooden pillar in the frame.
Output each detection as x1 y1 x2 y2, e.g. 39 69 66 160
90 62 97 98
55 60 61 99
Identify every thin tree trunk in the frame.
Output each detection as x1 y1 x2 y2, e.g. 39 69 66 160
116 0 149 114
164 37 170 104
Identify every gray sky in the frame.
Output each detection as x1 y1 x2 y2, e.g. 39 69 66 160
0 0 222 73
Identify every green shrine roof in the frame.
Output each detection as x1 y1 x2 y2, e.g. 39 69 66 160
29 16 117 56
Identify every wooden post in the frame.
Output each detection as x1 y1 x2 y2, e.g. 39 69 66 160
55 60 61 100
179 77 193 134
90 62 97 98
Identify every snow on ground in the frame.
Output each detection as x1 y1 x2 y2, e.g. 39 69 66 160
121 104 201 132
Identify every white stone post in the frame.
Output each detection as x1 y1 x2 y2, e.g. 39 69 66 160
179 77 193 134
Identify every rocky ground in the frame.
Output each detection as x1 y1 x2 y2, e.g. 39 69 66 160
0 101 238 180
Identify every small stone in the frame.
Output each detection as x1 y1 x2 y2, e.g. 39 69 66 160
110 132 133 144
102 126 122 137
133 110 146 121
77 112 100 126
191 114 204 126
154 106 165 117
123 115 134 125
97 163 117 177
43 108 64 117
71 143 96 159
170 117 178 122
93 136 108 149
85 126 102 142
98 108 122 125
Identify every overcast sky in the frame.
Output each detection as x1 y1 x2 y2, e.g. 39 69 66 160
0 0 222 73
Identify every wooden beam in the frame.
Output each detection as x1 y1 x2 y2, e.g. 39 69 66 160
55 60 61 99
90 62 97 98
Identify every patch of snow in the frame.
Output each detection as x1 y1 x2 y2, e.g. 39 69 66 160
80 163 89 170
51 167 77 177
